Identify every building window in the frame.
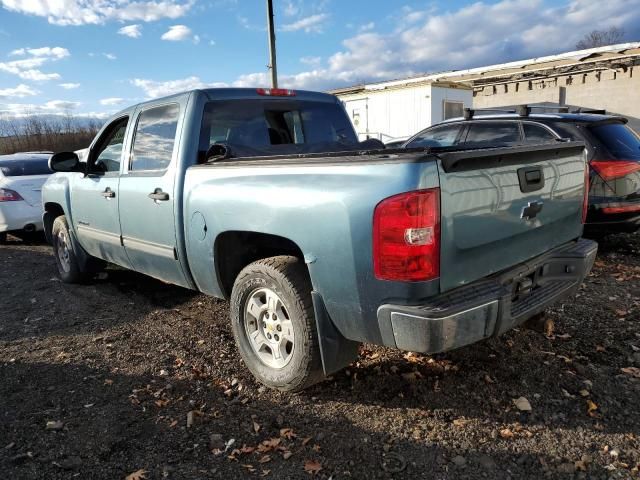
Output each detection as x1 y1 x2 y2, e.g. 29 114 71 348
443 100 464 120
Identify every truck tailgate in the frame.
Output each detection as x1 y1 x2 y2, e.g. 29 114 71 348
437 142 586 292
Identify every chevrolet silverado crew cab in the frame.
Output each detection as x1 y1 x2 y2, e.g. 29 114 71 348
43 88 597 391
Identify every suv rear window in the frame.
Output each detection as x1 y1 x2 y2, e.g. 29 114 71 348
589 122 640 160
463 122 521 147
199 99 358 159
0 158 52 176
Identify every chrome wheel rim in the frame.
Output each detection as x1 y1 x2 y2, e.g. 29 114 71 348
243 287 295 369
56 229 71 273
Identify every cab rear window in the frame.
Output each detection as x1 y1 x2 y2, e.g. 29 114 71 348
199 99 358 160
0 158 52 176
589 123 640 160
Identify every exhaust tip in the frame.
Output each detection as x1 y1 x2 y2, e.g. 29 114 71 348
23 223 36 233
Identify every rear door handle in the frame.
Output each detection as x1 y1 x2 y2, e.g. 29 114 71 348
101 187 115 198
148 188 169 201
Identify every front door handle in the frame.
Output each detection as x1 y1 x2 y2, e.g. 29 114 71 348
148 188 169 201
101 187 115 198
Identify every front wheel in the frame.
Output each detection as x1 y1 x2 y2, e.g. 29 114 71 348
230 256 324 392
52 215 92 283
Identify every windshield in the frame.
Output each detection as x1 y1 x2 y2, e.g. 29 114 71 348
589 122 640 160
0 157 52 176
199 99 359 159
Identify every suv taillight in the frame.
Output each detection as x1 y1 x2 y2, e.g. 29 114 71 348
0 188 23 202
590 160 640 181
373 189 440 282
582 163 589 224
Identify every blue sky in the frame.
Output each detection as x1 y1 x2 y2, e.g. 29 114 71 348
0 0 638 119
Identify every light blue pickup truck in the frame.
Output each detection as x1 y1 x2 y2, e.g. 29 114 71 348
43 88 597 391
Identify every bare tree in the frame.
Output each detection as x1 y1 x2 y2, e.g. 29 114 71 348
576 26 626 50
0 115 100 155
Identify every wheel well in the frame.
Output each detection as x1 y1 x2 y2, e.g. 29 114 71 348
215 231 305 299
43 202 65 244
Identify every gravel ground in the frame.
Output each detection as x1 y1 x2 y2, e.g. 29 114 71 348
0 234 639 480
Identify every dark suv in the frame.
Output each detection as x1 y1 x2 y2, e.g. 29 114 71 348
402 108 640 235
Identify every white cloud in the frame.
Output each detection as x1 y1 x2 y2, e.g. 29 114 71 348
0 84 39 98
100 97 125 106
161 24 194 41
0 99 81 118
300 56 321 66
281 13 329 33
0 0 193 26
283 0 299 16
131 76 227 98
103 53 117 60
59 82 80 89
0 47 69 82
118 24 142 38
359 22 375 32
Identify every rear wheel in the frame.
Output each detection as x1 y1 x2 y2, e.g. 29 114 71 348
230 256 323 392
52 216 92 283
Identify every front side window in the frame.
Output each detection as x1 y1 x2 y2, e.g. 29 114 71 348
130 104 180 171
523 123 558 143
464 122 521 147
406 125 461 148
199 99 358 160
92 117 128 173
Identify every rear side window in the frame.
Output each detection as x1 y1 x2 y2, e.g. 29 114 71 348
406 125 461 148
464 122 521 147
0 158 51 176
589 123 640 160
130 104 180 171
523 123 558 143
199 99 358 159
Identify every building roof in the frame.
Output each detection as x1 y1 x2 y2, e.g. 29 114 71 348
328 42 640 95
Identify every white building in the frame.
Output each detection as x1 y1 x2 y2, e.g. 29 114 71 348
330 42 640 141
329 79 473 142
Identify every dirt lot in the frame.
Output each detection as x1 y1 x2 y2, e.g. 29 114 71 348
1 234 639 480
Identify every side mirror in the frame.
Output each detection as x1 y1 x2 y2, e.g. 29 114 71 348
49 152 83 173
205 143 231 162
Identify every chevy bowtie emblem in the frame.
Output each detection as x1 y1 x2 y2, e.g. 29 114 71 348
521 201 543 220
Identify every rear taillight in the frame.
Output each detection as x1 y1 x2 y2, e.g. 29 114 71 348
0 188 23 202
373 189 440 282
601 204 640 214
590 160 640 181
582 163 589 224
256 88 296 97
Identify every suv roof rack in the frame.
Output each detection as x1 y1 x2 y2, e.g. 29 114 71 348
463 104 571 120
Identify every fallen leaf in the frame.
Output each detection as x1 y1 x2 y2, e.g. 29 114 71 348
258 455 271 464
169 420 178 428
513 397 532 412
104 379 113 385
280 428 296 439
155 399 169 408
261 470 271 477
452 418 469 427
579 389 590 397
499 428 514 439
125 469 147 480
304 459 322 474
301 436 312 446
283 451 293 460
596 345 606 352
186 411 194 428
575 460 587 472
483 374 496 384
46 420 64 430
241 464 256 473
587 400 599 417
312 444 321 452
621 367 640 378
253 421 260 433
240 445 255 454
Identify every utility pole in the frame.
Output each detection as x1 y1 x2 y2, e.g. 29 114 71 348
266 0 278 88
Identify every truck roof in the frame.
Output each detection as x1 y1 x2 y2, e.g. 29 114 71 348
115 88 340 117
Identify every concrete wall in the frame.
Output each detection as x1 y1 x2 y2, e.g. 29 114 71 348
473 67 640 131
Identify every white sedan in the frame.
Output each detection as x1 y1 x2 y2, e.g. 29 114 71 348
0 152 53 242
